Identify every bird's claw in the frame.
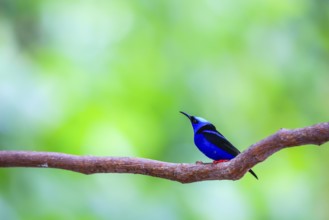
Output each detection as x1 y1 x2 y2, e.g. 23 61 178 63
195 161 204 165
212 160 229 164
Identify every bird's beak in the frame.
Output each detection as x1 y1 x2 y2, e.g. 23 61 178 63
180 111 191 120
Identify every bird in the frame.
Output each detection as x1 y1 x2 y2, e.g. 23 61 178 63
180 111 258 179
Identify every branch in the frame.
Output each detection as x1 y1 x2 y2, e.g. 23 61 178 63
1 122 329 183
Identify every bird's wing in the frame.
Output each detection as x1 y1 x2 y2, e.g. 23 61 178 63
202 130 240 156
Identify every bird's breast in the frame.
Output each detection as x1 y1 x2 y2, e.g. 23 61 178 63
194 133 235 160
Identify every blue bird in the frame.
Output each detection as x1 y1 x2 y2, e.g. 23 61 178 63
180 111 258 179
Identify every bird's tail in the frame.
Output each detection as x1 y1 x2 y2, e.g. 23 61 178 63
249 169 258 180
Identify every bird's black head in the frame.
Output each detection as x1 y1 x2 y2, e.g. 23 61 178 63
190 116 198 124
180 111 213 132
180 111 199 124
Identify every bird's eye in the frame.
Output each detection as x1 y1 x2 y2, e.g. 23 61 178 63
191 117 198 124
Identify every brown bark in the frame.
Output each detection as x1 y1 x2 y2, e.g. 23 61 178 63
0 122 328 183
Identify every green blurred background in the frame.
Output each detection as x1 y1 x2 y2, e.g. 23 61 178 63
0 0 329 219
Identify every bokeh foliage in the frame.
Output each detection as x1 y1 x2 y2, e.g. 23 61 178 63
0 0 329 219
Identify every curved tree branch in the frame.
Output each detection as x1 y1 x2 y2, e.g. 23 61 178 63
0 122 329 183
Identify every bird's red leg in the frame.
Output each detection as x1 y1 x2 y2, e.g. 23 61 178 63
213 159 229 164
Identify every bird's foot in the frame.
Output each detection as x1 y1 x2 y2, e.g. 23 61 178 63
212 160 229 164
195 161 205 165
